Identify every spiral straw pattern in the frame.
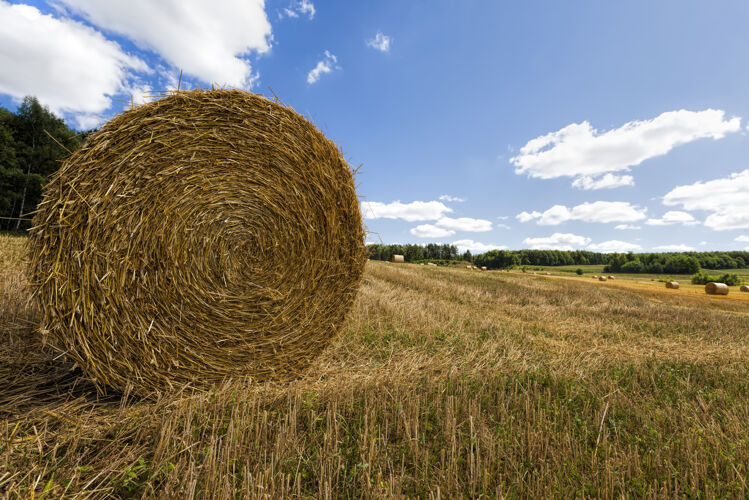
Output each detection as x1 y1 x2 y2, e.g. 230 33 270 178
27 89 366 394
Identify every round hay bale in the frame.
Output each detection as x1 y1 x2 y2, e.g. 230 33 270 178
665 281 679 289
741 285 749 292
705 282 729 295
481 266 487 271
27 89 366 394
391 254 405 263
599 276 607 281
608 275 615 280
592 275 598 279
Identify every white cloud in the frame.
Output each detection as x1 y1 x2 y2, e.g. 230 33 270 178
0 2 146 125
410 224 454 238
307 50 339 84
409 216 492 238
653 244 695 251
516 211 542 223
361 200 452 221
453 240 507 254
366 31 391 52
522 233 592 250
615 224 641 230
511 109 741 189
439 194 465 202
571 173 635 190
496 223 511 230
645 211 699 226
279 0 315 19
434 217 492 232
588 240 642 252
56 0 272 88
735 235 749 242
516 201 646 226
699 241 708 246
662 169 749 230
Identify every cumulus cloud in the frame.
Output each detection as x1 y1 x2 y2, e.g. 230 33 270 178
307 50 339 84
361 200 452 221
662 169 749 230
522 233 592 250
516 201 646 226
653 244 695 251
615 224 641 230
439 194 465 202
453 240 507 254
588 240 642 252
409 217 492 238
366 31 391 52
645 211 699 226
735 235 749 243
56 0 272 88
511 109 741 189
410 224 454 238
516 211 542 223
0 2 146 127
571 173 634 190
279 0 315 19
434 217 492 232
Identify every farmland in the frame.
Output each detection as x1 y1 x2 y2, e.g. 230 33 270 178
2 234 749 498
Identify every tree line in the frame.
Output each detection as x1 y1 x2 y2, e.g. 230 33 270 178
368 244 749 273
1 96 87 230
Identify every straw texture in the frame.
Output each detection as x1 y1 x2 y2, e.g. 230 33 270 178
26 89 366 394
705 282 729 295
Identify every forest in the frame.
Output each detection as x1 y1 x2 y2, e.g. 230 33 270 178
0 96 86 230
367 244 749 274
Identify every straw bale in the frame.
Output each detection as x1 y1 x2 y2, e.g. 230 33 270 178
592 275 598 279
741 285 749 292
27 89 366 394
705 282 729 295
608 276 615 280
391 254 405 263
665 281 679 289
481 266 487 271
599 276 607 281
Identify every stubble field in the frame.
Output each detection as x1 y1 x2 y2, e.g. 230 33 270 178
1 234 748 498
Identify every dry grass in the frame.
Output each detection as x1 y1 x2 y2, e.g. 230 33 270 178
2 235 749 498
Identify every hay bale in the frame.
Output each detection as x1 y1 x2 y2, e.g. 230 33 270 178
599 276 607 281
741 285 749 292
391 254 405 263
481 266 487 271
608 275 615 280
27 89 366 394
592 275 598 279
465 265 471 269
665 281 679 289
427 262 437 266
705 282 729 295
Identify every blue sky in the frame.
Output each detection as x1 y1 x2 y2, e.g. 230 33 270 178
2 0 749 253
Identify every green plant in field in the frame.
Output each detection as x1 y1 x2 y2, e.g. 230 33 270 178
576 268 583 275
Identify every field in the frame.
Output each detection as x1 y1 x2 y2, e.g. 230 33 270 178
2 234 749 498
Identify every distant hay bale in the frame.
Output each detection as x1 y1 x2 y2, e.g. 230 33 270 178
608 276 615 280
27 89 366 394
481 266 487 270
465 265 471 269
705 282 729 295
599 276 607 281
741 285 749 292
391 254 405 263
592 275 598 279
665 281 679 289
427 262 437 266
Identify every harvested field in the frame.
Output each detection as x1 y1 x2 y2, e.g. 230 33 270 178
2 238 749 498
